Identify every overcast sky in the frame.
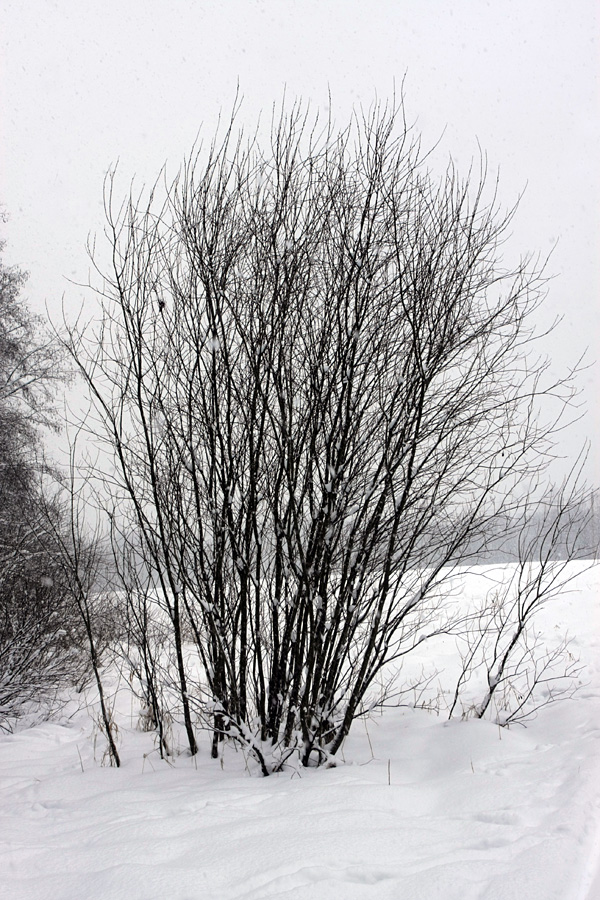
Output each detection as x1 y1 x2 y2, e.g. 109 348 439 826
1 0 599 479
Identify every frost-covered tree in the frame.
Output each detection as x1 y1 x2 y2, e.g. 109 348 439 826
0 241 87 729
64 99 587 772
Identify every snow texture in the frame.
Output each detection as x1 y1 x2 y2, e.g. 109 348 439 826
1 563 599 900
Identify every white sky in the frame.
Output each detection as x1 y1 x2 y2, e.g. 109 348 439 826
1 0 599 479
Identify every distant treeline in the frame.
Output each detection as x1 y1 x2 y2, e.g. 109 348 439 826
468 491 599 564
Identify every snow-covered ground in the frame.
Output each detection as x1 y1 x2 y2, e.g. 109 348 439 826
1 563 599 900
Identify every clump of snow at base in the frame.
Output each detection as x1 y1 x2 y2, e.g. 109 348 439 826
1 563 599 900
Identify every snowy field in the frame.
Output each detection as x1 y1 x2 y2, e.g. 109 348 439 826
1 563 599 900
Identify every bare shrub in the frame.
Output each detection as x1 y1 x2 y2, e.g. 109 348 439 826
63 98 587 772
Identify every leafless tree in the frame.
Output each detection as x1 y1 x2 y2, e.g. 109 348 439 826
35 442 122 765
449 472 590 725
0 244 79 729
110 521 177 759
63 98 586 772
0 236 64 431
